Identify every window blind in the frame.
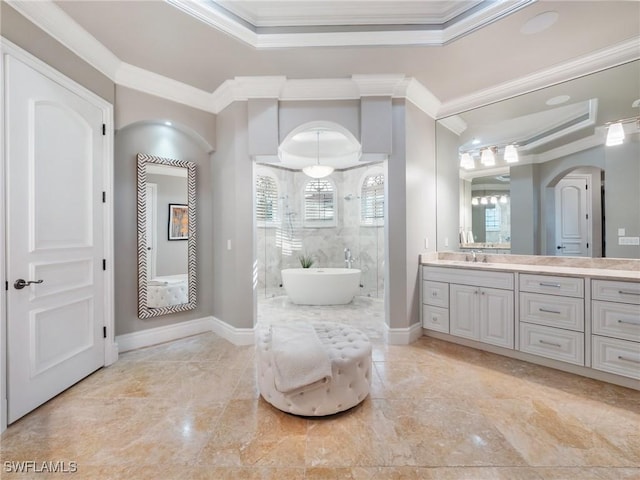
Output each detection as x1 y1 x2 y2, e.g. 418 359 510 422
304 179 335 223
256 174 278 223
361 174 384 225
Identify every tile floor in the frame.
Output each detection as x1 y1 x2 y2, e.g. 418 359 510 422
1 296 639 479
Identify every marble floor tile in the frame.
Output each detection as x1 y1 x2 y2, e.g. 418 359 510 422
1 296 639 479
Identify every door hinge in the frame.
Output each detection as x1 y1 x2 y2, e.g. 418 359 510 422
586 213 589 219
587 242 590 249
102 123 106 135
5 281 8 291
585 184 588 190
102 191 106 203
103 326 107 338
102 259 106 271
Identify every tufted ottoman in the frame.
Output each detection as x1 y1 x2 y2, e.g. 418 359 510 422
256 321 372 416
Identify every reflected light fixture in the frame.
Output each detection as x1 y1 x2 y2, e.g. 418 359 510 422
500 195 508 204
504 144 519 163
480 197 488 205
605 122 625 146
480 147 496 166
303 131 334 178
490 196 498 205
460 152 474 170
471 197 479 206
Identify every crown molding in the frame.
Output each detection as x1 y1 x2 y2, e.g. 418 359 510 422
6 0 121 80
167 0 533 48
438 115 467 136
393 78 441 119
352 74 406 97
116 63 217 113
437 36 640 118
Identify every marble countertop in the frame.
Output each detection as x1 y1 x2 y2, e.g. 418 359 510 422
420 254 640 282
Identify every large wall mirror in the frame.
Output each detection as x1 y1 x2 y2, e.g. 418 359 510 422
437 60 640 259
137 153 196 318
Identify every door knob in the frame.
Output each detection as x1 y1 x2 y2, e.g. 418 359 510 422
14 278 44 290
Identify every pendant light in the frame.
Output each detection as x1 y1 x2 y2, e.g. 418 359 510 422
605 122 625 146
480 147 496 166
303 131 334 178
504 144 519 163
460 152 475 170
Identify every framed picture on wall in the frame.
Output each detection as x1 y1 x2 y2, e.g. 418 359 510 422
168 203 188 240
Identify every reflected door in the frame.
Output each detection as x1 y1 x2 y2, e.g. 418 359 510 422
6 56 106 422
555 175 590 257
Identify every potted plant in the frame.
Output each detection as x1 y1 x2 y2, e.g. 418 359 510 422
298 254 314 268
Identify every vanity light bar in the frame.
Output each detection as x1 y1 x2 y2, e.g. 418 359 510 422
605 116 639 147
460 145 519 168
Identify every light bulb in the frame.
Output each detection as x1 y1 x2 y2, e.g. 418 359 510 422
480 148 495 166
606 122 625 146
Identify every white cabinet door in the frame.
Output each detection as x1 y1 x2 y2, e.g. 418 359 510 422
450 284 479 340
480 287 514 348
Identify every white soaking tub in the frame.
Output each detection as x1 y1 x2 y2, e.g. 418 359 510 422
281 268 361 305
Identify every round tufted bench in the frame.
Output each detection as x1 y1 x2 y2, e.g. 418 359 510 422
256 321 372 416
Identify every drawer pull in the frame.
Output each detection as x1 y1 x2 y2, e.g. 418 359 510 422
539 308 561 315
618 290 640 296
539 282 561 288
617 319 640 326
618 355 640 364
539 339 562 348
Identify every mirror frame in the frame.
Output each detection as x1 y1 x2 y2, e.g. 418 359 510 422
137 153 197 318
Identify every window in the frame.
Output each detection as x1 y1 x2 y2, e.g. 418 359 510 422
361 174 384 226
256 174 278 225
485 205 501 231
304 179 335 226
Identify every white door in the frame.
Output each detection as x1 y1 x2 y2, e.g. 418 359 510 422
555 175 590 257
6 55 106 423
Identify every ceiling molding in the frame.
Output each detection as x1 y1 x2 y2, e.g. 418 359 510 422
167 0 534 48
437 36 640 118
393 78 441 119
115 63 217 113
438 115 467 136
6 0 121 80
352 74 406 97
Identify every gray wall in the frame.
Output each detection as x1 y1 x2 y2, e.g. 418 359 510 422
212 102 256 330
114 122 214 335
147 173 189 277
510 163 541 255
1 2 114 103
435 123 461 251
605 133 640 258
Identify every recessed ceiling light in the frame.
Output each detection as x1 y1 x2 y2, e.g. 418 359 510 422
546 95 570 106
164 121 172 126
520 11 559 35
472 138 481 145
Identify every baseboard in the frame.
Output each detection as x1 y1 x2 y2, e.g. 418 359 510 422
211 316 255 346
385 322 423 345
115 317 214 353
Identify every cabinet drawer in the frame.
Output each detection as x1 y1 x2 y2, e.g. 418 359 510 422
423 281 449 308
422 304 449 333
592 335 640 380
519 292 584 331
423 266 513 290
519 323 584 366
519 274 584 298
592 280 640 305
592 300 640 342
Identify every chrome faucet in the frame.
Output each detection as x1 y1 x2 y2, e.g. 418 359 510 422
344 248 353 268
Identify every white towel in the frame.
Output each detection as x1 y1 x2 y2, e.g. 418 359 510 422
270 323 332 394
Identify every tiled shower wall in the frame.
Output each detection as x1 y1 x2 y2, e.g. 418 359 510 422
256 163 385 299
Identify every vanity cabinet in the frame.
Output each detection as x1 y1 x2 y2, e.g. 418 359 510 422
422 266 514 349
518 274 585 366
422 280 449 333
450 284 514 348
591 280 640 380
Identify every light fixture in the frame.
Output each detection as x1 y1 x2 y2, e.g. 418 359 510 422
490 196 498 205
504 144 519 163
471 197 479 206
605 122 625 146
460 152 474 170
480 147 496 166
480 197 488 205
500 195 508 204
302 131 334 178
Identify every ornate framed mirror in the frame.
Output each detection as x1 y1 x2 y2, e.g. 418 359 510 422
137 153 196 318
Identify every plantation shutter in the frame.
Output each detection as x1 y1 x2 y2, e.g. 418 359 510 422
304 179 335 223
256 174 278 223
361 174 384 225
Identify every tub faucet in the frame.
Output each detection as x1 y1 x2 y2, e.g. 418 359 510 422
344 248 353 268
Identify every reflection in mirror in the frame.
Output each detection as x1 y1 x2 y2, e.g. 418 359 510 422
437 60 640 259
137 153 196 318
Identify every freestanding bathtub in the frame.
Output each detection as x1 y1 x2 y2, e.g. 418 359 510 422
281 268 361 305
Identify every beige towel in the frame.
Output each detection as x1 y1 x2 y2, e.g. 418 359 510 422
270 323 332 394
